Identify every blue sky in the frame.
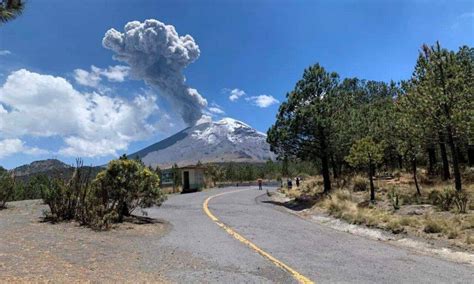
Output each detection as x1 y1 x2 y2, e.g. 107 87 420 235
0 0 473 169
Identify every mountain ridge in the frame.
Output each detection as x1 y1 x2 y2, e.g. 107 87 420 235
128 117 275 168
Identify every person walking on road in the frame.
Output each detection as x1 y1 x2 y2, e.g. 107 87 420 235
258 178 263 190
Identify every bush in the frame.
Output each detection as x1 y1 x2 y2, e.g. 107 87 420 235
453 191 469 214
447 229 459 239
335 190 351 201
388 188 400 210
467 235 474 245
41 160 92 221
399 191 421 205
429 188 455 211
0 167 14 209
352 176 368 192
85 158 166 228
40 157 166 230
41 178 76 220
462 167 474 183
419 173 433 185
423 218 445 234
392 170 401 179
386 219 404 234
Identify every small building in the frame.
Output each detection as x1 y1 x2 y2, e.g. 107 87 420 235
180 165 206 193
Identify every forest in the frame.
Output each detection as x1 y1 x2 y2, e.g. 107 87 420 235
267 42 473 201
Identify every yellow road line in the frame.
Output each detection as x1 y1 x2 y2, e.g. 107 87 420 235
202 189 314 284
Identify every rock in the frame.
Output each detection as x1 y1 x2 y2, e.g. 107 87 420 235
397 204 434 216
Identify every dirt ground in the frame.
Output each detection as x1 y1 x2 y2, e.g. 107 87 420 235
0 200 170 282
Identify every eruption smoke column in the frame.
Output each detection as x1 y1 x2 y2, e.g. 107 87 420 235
102 19 207 126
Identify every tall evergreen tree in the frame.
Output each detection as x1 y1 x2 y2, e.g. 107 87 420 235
268 64 339 193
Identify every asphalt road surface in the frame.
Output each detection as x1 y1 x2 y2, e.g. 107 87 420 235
145 186 474 283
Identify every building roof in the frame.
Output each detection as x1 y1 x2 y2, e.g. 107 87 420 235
179 165 206 170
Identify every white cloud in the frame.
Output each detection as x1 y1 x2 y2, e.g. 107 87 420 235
73 65 130 88
74 67 101 87
208 107 225 115
246 95 279 108
225 88 246 102
0 138 48 158
0 50 11 56
207 102 225 115
100 65 130 82
452 12 474 30
0 69 163 158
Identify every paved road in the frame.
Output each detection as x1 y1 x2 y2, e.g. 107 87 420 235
146 186 474 283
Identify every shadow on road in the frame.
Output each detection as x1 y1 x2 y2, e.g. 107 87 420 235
261 198 316 212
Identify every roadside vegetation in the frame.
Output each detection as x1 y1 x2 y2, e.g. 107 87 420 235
281 173 473 250
1 156 165 230
268 42 473 250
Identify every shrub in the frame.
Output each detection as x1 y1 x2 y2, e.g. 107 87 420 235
462 167 474 183
453 191 469 214
399 216 417 227
0 167 14 209
327 200 346 218
352 176 368 192
399 191 421 205
386 219 404 234
41 178 76 220
86 157 166 227
392 170 401 179
388 188 400 210
462 215 474 230
419 173 433 185
41 159 91 221
447 229 459 239
467 234 474 245
335 190 351 201
423 218 445 234
429 188 455 211
40 157 165 230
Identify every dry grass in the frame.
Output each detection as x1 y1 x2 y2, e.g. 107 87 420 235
281 170 474 251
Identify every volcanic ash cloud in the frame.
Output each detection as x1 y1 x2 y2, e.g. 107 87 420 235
102 19 207 126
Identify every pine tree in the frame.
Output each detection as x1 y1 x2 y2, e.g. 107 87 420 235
267 64 339 193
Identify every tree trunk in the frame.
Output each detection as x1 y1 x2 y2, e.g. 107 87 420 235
368 162 375 203
321 154 331 193
318 126 331 193
331 156 338 179
397 154 403 170
427 147 436 176
438 133 450 180
412 158 421 195
446 126 462 191
468 145 474 167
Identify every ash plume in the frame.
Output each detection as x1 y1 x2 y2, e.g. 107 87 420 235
102 19 207 126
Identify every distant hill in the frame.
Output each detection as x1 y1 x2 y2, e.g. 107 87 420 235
13 159 71 177
128 117 276 168
12 159 102 182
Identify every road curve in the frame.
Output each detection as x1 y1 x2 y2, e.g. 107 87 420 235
145 186 474 283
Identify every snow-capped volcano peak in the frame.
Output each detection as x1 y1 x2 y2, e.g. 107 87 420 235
216 117 252 129
129 117 275 168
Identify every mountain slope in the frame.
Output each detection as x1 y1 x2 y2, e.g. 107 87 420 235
13 159 72 177
12 159 103 182
129 118 275 168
